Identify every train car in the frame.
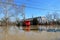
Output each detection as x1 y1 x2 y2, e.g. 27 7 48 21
22 20 30 26
24 20 30 26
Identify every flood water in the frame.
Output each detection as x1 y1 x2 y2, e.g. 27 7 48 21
0 25 60 40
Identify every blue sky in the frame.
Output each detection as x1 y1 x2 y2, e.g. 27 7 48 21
14 0 60 18
0 0 60 20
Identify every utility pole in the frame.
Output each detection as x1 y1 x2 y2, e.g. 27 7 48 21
20 4 25 20
20 0 29 20
32 14 34 18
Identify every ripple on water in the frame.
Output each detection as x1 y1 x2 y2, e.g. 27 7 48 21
0 27 4 33
8 26 19 35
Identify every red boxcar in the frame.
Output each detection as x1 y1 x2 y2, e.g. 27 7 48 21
24 20 30 26
24 20 31 31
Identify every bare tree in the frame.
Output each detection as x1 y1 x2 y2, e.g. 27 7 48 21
46 12 52 21
5 0 14 3
52 11 59 20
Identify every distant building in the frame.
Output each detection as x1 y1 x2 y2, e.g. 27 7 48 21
20 16 49 25
41 16 48 24
24 16 48 24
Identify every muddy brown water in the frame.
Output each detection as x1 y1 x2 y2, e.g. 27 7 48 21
0 25 60 40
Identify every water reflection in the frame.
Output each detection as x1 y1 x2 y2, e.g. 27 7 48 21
38 25 60 32
0 25 60 32
0 25 60 40
16 25 60 32
22 25 60 32
0 27 4 32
